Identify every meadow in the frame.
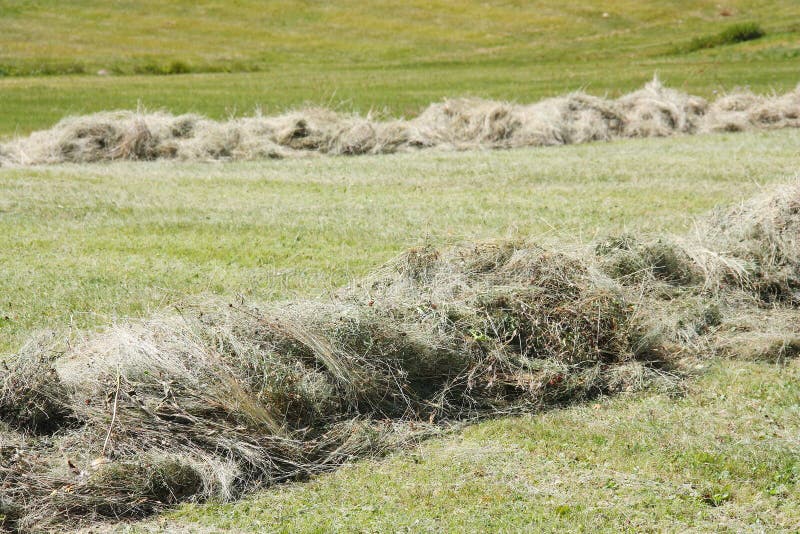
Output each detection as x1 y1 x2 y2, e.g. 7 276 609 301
3 130 799 356
3 129 799 532
2 1 800 532
2 1 800 135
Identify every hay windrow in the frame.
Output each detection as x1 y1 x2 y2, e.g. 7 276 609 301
617 80 708 137
597 184 800 305
706 87 800 132
693 184 800 303
2 78 800 165
2 241 675 531
2 184 800 531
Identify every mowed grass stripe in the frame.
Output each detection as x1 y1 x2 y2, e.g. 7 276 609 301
2 129 799 355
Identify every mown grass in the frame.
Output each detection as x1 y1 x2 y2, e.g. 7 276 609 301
1 1 800 135
3 2 800 530
0 1 776 74
168 359 800 532
2 129 799 357
3 127 800 534
0 0 797 77
6 130 793 531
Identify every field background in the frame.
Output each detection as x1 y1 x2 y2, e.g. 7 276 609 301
1 0 800 135
2 1 800 531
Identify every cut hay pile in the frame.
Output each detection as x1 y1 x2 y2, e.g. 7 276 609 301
694 184 800 303
705 88 800 132
596 184 800 303
2 243 673 531
594 183 800 364
617 81 708 137
2 78 800 165
2 184 800 532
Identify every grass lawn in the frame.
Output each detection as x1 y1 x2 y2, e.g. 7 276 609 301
2 129 799 531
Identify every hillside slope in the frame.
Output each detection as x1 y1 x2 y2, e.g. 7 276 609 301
1 1 800 134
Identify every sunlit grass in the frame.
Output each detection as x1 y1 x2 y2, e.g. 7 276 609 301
1 1 800 135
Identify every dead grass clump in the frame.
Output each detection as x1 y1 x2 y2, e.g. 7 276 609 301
705 91 764 132
112 120 159 160
178 119 283 161
642 240 703 285
265 108 349 152
373 120 429 153
592 183 800 363
0 497 22 532
36 454 206 524
596 235 701 286
737 334 800 361
412 99 521 149
0 439 220 532
747 86 800 129
55 117 125 163
0 336 72 433
411 93 624 150
708 306 800 362
693 183 800 303
248 108 388 156
705 86 800 132
342 242 677 413
558 93 625 143
618 77 708 137
598 184 800 304
510 93 623 146
719 329 800 362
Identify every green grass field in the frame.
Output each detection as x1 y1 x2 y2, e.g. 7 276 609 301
3 130 799 356
2 1 800 135
3 131 800 531
2 1 800 531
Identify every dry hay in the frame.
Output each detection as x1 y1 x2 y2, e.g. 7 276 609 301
617 79 708 137
693 184 800 303
595 182 800 366
709 305 800 362
2 78 800 165
2 184 800 531
596 183 800 305
1 242 674 531
705 87 800 132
